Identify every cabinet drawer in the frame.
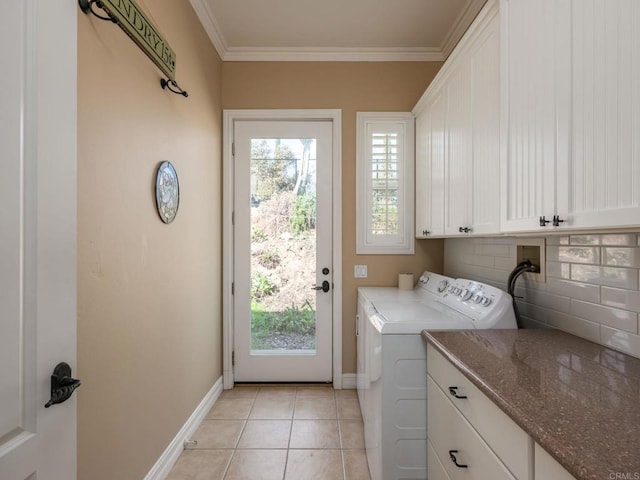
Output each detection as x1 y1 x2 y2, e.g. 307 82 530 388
428 375 516 480
427 344 530 480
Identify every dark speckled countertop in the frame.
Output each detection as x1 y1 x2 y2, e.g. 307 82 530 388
422 329 640 480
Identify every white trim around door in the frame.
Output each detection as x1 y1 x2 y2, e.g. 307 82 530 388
222 109 343 389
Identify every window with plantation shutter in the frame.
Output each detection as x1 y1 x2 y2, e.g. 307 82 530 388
356 113 414 254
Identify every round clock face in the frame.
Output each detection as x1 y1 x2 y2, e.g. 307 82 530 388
155 161 179 224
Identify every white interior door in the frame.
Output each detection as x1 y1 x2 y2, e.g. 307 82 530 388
0 1 77 478
233 120 333 382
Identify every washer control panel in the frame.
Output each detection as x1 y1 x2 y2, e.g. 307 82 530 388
441 278 515 324
418 272 454 298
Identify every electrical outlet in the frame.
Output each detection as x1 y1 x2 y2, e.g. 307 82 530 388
354 265 368 278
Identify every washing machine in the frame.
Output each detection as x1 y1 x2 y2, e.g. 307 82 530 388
356 272 516 480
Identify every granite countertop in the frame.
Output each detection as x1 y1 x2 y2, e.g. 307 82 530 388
422 329 640 480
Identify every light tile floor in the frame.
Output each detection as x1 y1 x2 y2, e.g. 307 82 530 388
167 385 371 480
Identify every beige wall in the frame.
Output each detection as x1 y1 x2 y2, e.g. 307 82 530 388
222 62 445 373
77 1 222 479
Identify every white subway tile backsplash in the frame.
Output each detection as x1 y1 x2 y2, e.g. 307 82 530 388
546 278 601 303
516 287 572 314
516 301 552 323
460 253 495 268
444 233 640 359
570 300 638 334
547 246 600 264
548 311 601 343
473 243 512 257
602 287 640 313
546 236 570 246
494 256 516 271
546 261 571 279
571 265 639 290
603 247 640 268
570 234 601 245
601 326 640 359
520 316 552 329
600 234 638 246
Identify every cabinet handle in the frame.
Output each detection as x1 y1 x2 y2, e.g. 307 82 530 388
449 450 468 468
539 216 550 227
458 227 471 233
422 230 430 236
448 386 467 399
355 314 360 337
552 215 565 227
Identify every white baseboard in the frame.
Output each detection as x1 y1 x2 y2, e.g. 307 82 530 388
144 376 223 480
341 373 357 389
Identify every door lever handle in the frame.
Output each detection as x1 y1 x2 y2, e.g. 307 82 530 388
311 280 331 293
45 362 81 408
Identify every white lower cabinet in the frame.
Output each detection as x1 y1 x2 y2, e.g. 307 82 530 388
427 344 532 480
427 375 519 480
534 443 576 480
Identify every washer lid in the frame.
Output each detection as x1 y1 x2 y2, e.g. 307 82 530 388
370 300 475 334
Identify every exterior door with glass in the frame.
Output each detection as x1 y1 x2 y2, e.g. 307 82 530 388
233 120 333 382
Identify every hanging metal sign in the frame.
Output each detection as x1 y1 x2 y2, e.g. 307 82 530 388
89 0 177 81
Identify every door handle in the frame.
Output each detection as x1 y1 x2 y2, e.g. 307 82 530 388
45 362 81 408
311 280 330 293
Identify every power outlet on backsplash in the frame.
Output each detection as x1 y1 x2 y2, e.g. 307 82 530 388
516 238 546 283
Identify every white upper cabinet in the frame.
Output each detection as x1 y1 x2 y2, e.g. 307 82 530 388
416 90 446 237
414 0 500 238
467 14 501 235
568 0 640 229
501 0 640 232
500 0 571 232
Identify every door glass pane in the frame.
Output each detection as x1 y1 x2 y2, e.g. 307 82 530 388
250 138 317 352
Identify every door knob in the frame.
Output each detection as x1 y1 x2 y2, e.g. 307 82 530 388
45 362 81 408
311 280 331 293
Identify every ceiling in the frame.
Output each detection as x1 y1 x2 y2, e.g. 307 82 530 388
189 0 487 62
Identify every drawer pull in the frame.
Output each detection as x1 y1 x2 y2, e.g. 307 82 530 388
448 386 467 399
448 450 468 468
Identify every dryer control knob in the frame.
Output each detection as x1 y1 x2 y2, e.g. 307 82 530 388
481 297 492 307
461 289 473 301
438 280 449 293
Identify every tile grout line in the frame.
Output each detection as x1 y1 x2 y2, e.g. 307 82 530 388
282 386 299 480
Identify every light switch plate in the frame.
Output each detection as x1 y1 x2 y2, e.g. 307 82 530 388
354 265 368 278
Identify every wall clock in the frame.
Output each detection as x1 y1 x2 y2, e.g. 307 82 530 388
155 161 179 224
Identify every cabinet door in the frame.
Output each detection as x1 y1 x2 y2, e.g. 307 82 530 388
469 13 501 235
416 91 447 237
534 444 576 480
500 0 571 232
444 61 473 236
567 0 640 229
415 112 431 237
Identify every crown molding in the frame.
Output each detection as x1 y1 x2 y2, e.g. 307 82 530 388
189 0 228 60
440 0 487 59
190 0 445 62
223 47 444 62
